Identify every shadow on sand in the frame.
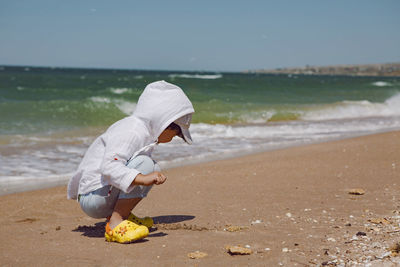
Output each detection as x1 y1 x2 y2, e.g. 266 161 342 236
152 215 195 224
72 215 195 238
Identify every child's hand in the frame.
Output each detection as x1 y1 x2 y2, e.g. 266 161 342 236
134 172 167 186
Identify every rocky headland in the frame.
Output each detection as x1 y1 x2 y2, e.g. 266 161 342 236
246 63 400 77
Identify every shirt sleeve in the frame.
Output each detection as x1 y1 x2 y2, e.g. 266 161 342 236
100 130 142 193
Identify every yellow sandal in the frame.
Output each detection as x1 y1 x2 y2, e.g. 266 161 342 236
105 220 149 243
127 213 154 228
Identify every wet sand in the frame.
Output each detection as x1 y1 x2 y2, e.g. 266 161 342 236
1 131 399 266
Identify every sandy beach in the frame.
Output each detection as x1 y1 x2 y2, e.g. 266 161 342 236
0 131 399 266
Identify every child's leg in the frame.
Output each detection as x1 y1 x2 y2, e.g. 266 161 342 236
109 155 160 228
108 198 142 228
79 185 119 219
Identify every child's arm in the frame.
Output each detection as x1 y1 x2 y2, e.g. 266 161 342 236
133 172 167 186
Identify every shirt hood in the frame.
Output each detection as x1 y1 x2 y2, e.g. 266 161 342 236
132 80 195 141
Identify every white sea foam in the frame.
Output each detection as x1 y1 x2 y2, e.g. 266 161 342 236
2 114 400 194
89 96 111 103
302 93 400 121
212 93 400 124
109 87 130 94
114 100 137 115
169 73 223 79
55 145 85 154
0 173 73 196
372 81 391 87
189 119 400 140
239 110 276 123
89 96 137 115
153 117 400 170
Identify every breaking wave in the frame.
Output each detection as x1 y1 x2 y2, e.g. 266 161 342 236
109 87 130 94
302 93 400 121
372 81 392 87
169 73 222 79
88 96 136 115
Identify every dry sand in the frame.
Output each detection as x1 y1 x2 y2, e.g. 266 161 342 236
1 131 399 266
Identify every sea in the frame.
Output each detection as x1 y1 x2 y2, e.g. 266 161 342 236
1 66 399 194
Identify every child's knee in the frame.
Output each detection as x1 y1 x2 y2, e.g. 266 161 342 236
127 155 156 175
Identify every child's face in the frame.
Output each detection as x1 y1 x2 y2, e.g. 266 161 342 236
158 128 179 143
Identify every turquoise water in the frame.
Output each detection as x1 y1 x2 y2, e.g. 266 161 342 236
1 66 400 191
1 66 399 135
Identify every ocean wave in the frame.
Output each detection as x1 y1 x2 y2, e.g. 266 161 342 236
190 123 327 139
169 73 222 79
372 81 392 87
0 172 73 195
302 93 400 121
3 117 400 186
153 117 400 171
109 87 130 94
189 117 400 140
89 96 111 103
197 93 400 124
238 110 276 123
114 99 137 115
88 96 137 115
194 93 400 125
0 173 73 183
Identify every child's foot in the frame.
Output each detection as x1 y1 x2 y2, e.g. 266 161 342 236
128 213 154 228
105 220 149 243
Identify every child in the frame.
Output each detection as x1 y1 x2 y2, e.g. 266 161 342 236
67 80 194 243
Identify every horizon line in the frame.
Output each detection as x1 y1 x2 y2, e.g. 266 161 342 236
1 61 399 74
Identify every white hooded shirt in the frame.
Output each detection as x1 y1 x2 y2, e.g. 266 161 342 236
67 80 194 199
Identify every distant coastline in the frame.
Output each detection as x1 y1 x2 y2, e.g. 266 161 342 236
245 62 400 77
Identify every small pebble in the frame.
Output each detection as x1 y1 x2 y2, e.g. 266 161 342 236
348 188 365 195
226 245 252 255
187 251 208 259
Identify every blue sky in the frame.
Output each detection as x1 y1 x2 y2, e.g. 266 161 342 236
0 1 399 71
